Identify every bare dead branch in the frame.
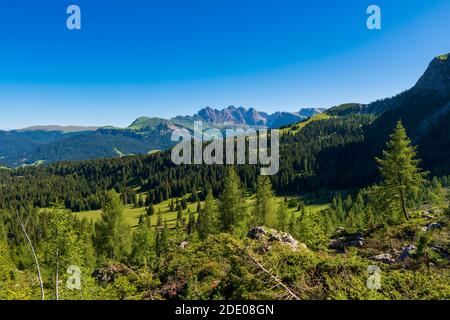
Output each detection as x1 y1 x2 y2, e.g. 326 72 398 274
16 210 45 300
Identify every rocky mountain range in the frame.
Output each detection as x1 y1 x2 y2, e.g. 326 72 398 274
171 106 325 129
0 107 324 167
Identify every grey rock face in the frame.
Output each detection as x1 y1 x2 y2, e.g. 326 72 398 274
247 226 306 250
92 263 138 284
370 253 396 264
398 244 417 261
422 221 445 232
329 232 365 250
415 55 450 91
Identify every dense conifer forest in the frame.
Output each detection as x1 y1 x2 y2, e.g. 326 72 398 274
1 111 449 300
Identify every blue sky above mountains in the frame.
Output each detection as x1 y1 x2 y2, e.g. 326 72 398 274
0 0 449 129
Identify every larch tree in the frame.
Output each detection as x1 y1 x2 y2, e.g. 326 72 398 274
45 202 78 300
276 200 289 232
130 216 154 267
0 228 14 297
95 190 132 261
252 176 275 227
218 167 246 233
198 190 218 239
147 203 155 216
376 121 427 220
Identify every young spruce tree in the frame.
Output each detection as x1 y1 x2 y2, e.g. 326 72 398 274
198 190 218 239
95 190 132 261
376 121 427 220
218 167 246 233
252 176 275 227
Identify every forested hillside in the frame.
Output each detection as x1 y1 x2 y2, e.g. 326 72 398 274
1 114 450 300
0 113 375 212
0 107 323 168
1 54 450 300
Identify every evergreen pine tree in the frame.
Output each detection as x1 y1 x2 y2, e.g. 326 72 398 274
292 210 327 250
376 121 427 220
45 202 78 300
187 211 196 235
198 190 218 239
252 176 275 227
155 221 169 257
147 203 155 216
276 201 289 232
0 229 14 293
190 186 199 202
130 217 154 266
157 209 163 227
95 190 132 261
429 177 447 208
218 168 246 233
177 206 183 222
181 197 188 210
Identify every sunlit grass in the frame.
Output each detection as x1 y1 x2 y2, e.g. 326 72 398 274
280 113 331 135
437 54 448 61
74 192 331 229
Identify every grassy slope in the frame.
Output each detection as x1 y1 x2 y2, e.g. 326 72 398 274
75 194 330 228
280 113 331 135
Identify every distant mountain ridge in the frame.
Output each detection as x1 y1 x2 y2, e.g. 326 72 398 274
17 125 100 133
171 106 325 129
0 106 324 167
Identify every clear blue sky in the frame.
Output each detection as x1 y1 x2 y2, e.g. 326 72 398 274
0 0 449 129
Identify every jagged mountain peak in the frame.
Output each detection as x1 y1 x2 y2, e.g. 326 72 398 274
366 54 450 115
193 105 323 128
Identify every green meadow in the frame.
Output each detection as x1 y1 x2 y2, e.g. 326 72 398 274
75 193 330 228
